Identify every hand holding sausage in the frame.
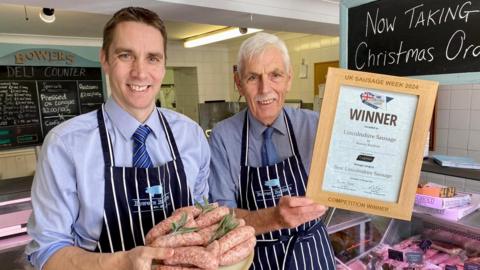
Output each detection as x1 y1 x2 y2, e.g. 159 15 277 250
125 246 174 270
146 202 256 269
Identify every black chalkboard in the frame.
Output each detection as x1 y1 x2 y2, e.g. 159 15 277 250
0 66 104 149
347 0 480 76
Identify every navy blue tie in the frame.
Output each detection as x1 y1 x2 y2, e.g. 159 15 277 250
261 127 279 166
132 125 153 168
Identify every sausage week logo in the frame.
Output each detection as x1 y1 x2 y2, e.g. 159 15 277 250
360 91 393 110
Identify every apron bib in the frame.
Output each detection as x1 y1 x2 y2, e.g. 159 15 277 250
237 110 336 270
95 106 193 252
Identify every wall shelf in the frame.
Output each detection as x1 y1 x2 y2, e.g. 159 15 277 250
421 158 480 181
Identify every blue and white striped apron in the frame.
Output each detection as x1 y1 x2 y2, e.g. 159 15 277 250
95 106 193 252
238 110 336 270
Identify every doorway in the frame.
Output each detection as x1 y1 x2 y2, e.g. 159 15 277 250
313 61 338 112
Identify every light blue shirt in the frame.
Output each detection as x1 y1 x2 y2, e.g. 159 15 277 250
26 98 210 270
208 107 319 208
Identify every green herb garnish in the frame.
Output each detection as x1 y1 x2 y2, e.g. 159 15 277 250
208 213 239 244
171 212 198 234
194 196 216 214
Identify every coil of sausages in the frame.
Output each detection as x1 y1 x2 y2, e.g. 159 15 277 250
146 199 256 270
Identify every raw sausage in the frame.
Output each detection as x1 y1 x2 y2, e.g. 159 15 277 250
155 266 203 270
219 225 255 254
197 218 246 244
197 223 220 243
195 206 230 229
206 240 220 258
146 211 194 245
164 246 219 269
150 232 204 248
220 236 256 266
173 205 203 218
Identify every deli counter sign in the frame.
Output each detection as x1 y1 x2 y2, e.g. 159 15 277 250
0 48 104 149
306 68 438 220
15 49 75 65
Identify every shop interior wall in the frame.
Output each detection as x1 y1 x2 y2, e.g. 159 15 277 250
227 34 340 104
0 34 232 180
2 32 480 196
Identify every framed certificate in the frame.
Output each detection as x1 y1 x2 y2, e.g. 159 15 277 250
306 68 438 220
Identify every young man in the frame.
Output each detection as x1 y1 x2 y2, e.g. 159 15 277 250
26 7 210 270
209 33 336 269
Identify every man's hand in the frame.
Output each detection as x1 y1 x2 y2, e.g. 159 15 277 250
125 246 174 270
235 196 328 235
274 196 327 229
44 245 174 270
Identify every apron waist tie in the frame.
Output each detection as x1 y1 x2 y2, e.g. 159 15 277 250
256 221 322 270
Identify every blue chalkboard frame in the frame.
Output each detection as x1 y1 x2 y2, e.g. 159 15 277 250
340 0 480 85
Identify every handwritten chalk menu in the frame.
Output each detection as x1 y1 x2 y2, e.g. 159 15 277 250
347 0 480 76
0 49 104 149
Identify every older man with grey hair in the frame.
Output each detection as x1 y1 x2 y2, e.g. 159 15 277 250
208 32 336 269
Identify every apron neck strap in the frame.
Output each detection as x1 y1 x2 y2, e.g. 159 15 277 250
240 110 249 166
156 109 181 161
282 110 302 158
97 105 115 167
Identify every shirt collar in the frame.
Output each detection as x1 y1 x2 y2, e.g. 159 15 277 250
247 108 287 139
104 98 161 140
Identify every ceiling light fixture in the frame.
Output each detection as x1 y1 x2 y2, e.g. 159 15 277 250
184 27 262 48
39 8 55 23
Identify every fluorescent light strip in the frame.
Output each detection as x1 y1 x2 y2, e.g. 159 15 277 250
184 27 262 48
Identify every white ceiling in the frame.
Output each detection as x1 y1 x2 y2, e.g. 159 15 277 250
0 0 340 44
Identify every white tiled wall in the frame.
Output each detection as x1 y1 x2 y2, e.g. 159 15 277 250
420 84 480 191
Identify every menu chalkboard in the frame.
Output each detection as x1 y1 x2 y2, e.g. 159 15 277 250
347 0 480 76
0 49 104 149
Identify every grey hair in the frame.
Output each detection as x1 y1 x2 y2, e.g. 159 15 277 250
236 32 290 78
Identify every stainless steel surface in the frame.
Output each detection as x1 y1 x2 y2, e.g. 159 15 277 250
0 244 33 270
0 176 33 202
198 102 246 132
0 177 33 240
422 157 480 181
413 210 480 236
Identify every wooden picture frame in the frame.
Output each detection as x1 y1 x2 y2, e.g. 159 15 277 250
306 68 438 220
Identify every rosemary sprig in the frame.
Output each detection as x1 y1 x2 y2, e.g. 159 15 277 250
208 213 239 244
194 196 216 214
175 226 199 234
171 212 198 234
